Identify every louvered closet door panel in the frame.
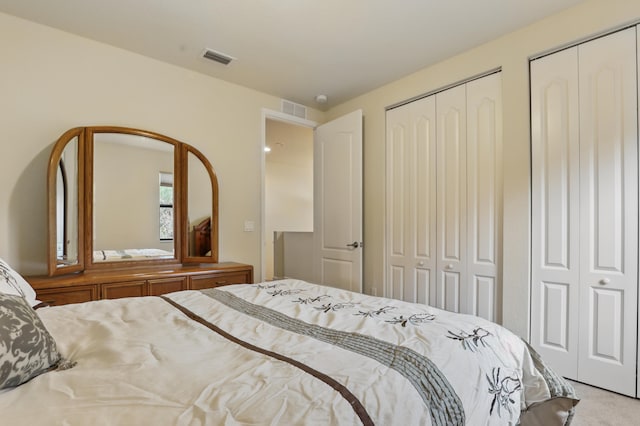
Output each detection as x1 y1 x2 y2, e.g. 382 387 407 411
386 96 437 304
577 27 638 397
465 73 502 322
530 47 580 379
436 85 467 313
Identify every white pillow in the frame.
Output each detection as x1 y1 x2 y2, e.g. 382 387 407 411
0 258 38 307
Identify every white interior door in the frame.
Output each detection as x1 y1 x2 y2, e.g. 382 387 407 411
577 27 637 397
313 110 363 292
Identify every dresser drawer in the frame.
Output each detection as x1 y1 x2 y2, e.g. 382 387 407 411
148 277 187 296
36 285 98 306
102 281 146 299
190 272 251 290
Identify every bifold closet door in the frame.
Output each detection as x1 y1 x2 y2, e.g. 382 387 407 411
386 96 437 304
531 27 638 397
386 74 502 321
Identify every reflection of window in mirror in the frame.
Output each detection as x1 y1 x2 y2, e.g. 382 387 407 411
159 172 173 241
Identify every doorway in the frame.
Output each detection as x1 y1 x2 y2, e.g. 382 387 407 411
261 110 317 282
260 108 363 291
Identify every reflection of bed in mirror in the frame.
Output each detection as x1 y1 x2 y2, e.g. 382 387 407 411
193 217 211 257
92 248 175 262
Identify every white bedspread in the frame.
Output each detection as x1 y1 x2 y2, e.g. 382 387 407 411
0 279 577 425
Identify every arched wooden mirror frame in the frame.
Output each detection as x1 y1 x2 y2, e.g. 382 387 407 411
47 126 219 276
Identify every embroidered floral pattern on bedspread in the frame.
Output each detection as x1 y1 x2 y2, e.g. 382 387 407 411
203 287 467 426
247 280 523 421
0 294 61 389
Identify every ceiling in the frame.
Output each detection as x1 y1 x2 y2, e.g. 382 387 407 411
0 0 587 110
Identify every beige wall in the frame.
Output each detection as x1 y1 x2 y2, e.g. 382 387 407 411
0 12 324 276
326 0 640 337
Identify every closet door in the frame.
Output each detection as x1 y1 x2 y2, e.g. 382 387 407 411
436 85 467 313
530 47 580 379
465 73 502 322
531 26 638 396
386 96 437 304
577 27 638 397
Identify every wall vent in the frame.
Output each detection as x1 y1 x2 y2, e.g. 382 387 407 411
281 99 307 119
202 48 234 65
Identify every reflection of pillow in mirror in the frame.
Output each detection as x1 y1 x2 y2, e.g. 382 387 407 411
0 258 38 308
205 251 211 257
0 294 61 389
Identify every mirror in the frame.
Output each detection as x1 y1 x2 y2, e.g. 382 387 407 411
47 126 218 275
186 148 218 260
49 130 83 275
92 133 176 263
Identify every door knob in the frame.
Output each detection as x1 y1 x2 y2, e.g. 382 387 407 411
446 264 454 270
418 261 425 266
346 241 360 248
599 278 610 285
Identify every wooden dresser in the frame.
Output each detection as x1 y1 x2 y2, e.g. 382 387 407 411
27 262 253 306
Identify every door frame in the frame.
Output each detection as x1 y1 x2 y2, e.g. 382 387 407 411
260 108 317 282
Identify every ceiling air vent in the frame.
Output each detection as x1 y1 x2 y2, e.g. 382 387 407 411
202 48 234 65
281 99 307 119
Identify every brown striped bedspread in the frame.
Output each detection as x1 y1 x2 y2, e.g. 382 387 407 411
0 279 578 425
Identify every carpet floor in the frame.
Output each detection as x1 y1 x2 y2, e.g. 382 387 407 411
569 380 640 425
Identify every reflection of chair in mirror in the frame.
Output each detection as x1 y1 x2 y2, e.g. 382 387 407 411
193 217 211 257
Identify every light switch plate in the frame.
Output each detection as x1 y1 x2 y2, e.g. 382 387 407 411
244 220 255 232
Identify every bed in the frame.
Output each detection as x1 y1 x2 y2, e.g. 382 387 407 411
0 259 578 425
193 217 212 257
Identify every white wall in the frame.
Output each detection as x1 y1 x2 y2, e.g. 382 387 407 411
0 12 325 277
326 0 640 337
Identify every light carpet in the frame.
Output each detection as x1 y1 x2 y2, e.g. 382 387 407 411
569 380 640 426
